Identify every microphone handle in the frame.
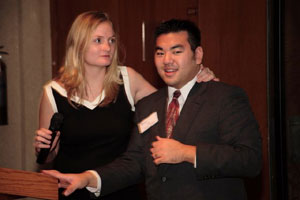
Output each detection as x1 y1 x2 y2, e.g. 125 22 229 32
36 128 58 164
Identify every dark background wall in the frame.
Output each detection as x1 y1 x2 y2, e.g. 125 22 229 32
283 0 300 199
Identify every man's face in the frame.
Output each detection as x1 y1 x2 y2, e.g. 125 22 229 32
154 31 203 89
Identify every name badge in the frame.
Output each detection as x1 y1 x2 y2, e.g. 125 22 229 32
138 112 159 134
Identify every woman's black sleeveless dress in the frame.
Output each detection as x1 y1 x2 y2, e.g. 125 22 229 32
48 78 143 200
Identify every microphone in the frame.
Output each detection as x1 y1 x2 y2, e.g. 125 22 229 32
36 112 64 164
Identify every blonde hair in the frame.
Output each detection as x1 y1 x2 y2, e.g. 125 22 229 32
57 11 122 107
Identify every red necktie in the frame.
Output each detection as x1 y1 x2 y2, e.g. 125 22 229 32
166 90 181 138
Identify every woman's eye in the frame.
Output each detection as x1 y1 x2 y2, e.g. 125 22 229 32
109 38 116 44
95 38 101 43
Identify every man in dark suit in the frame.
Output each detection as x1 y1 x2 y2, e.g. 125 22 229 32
43 19 262 200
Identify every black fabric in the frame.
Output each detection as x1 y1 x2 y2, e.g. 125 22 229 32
52 84 143 200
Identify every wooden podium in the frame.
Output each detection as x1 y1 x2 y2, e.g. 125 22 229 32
0 167 58 200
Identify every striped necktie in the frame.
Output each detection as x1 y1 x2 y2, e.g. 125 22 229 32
166 90 181 138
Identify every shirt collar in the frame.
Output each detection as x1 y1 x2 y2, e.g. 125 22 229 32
167 73 197 101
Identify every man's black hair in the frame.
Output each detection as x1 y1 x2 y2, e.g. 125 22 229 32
154 19 201 51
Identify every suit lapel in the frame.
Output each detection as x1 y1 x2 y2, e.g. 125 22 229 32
172 83 207 143
151 87 168 138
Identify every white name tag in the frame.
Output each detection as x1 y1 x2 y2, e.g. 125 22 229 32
137 112 159 134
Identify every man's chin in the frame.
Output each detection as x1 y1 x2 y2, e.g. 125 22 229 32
163 80 177 88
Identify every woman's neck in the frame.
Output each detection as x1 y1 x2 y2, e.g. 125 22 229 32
84 66 107 102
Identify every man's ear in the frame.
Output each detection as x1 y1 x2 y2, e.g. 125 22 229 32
195 46 203 64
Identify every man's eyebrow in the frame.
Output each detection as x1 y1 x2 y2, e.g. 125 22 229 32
155 44 184 51
170 44 184 50
155 46 163 51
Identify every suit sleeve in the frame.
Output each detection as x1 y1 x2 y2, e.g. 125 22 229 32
94 110 145 196
194 87 262 179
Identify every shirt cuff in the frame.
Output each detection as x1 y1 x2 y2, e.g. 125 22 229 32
194 154 197 168
86 170 101 197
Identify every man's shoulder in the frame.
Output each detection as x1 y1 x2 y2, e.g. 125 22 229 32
193 81 248 101
198 81 245 94
138 87 165 102
135 87 166 107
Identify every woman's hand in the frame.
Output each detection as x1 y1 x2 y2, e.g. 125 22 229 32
196 64 220 82
34 128 60 155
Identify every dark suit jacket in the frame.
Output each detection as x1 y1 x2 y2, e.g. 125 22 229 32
97 81 262 200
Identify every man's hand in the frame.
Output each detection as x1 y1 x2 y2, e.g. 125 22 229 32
42 170 97 196
150 136 196 165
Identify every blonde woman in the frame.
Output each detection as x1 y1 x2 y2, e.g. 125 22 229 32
34 11 217 199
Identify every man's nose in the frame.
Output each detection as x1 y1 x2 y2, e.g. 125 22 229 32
163 52 173 65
